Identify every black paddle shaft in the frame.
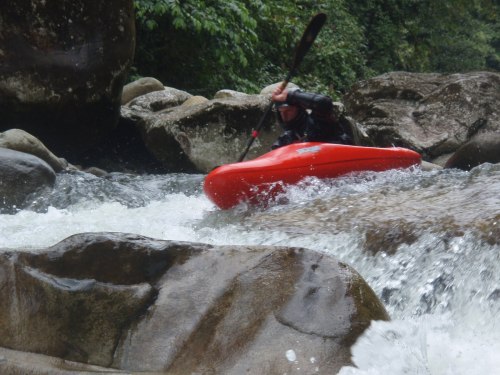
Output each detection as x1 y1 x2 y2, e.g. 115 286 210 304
237 13 327 162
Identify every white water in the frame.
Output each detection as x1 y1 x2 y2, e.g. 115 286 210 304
1 165 499 374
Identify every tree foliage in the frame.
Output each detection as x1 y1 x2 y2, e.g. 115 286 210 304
132 0 499 97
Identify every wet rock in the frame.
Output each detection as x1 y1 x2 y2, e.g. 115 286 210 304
0 148 56 212
119 85 280 172
82 166 108 177
86 86 192 173
121 77 164 105
124 86 192 113
214 89 251 99
139 94 280 172
260 82 301 95
0 0 136 158
0 232 389 374
421 160 443 171
343 71 500 160
444 133 500 170
364 221 419 255
181 95 209 107
0 129 68 172
0 346 122 375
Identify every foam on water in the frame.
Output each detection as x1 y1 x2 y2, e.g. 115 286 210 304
0 192 213 249
1 167 499 374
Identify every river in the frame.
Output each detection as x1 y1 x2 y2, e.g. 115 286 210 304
1 163 499 374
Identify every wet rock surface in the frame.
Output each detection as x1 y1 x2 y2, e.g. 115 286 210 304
0 148 56 212
0 0 136 158
0 232 388 374
343 71 500 163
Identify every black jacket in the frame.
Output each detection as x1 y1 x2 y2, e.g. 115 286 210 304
272 90 353 149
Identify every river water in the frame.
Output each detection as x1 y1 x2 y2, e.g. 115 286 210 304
1 163 499 374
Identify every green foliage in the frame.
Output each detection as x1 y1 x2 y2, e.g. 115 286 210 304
347 0 499 73
132 0 499 98
133 0 260 94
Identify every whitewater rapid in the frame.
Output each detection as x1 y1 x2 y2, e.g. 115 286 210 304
1 165 499 374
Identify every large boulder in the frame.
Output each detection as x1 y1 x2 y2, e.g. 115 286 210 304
135 94 281 172
0 148 56 213
83 86 195 173
343 71 500 162
0 232 389 374
0 0 136 158
115 81 375 173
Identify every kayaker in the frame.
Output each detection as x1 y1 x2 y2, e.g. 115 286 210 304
271 86 354 149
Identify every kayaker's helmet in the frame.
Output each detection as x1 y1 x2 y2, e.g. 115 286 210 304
274 88 303 123
274 87 299 106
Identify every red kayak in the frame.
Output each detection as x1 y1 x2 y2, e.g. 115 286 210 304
204 142 421 209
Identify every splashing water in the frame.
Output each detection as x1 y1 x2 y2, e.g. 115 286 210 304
1 164 500 374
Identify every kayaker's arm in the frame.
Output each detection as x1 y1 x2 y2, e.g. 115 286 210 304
286 90 334 116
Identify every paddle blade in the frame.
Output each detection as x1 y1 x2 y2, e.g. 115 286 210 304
291 13 327 73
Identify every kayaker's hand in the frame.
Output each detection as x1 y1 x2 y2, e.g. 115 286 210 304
272 87 288 103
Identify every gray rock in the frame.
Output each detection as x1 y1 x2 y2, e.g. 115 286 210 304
0 148 56 212
0 232 389 374
444 132 500 170
140 95 281 172
421 160 443 171
0 0 136 157
121 77 164 105
0 346 121 375
214 89 251 99
343 71 500 160
125 87 192 112
0 129 67 172
181 95 209 107
260 82 301 95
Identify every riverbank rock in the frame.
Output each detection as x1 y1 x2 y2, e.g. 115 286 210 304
343 71 500 164
0 129 68 172
136 94 280 172
444 132 500 170
0 232 389 374
121 77 165 105
0 0 136 159
124 86 192 113
0 148 56 213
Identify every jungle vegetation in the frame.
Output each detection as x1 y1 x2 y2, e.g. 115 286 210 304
131 0 499 98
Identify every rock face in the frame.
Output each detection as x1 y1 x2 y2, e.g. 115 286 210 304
122 92 280 172
0 0 136 158
141 95 280 172
343 71 500 162
0 232 389 374
0 148 56 212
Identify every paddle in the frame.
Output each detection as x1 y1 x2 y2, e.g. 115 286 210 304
237 12 327 163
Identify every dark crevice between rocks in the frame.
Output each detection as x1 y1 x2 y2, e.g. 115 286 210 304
79 118 170 174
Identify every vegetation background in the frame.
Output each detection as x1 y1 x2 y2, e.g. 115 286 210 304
131 0 499 99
